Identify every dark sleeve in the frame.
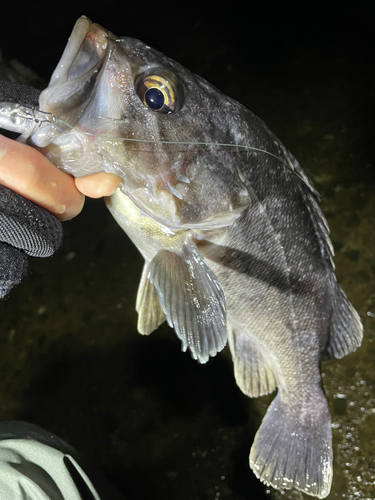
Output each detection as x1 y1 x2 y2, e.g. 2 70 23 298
0 185 63 298
0 81 62 298
0 80 41 106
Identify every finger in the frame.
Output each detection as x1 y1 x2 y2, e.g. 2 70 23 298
75 172 122 198
0 135 84 221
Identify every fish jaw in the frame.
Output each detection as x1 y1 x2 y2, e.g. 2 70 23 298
38 17 120 128
48 16 95 86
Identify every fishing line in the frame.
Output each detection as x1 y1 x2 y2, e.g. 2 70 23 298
2 105 284 163
62 117 283 161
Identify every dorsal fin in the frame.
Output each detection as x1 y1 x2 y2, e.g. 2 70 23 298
278 142 363 358
279 142 335 268
326 274 363 358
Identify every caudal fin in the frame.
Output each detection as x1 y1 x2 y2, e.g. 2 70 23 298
250 390 332 498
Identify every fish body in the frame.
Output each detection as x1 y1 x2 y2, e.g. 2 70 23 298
0 17 363 498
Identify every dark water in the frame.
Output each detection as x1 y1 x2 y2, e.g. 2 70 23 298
0 1 375 498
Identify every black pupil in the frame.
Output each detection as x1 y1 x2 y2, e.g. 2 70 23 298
145 88 164 110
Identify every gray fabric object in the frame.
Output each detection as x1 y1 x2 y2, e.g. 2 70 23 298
0 81 62 298
0 185 63 298
0 421 127 500
0 80 40 106
0 184 62 258
0 241 28 299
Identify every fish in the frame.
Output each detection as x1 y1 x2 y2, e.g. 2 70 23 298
0 16 363 498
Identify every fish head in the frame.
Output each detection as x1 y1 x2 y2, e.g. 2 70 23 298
33 16 251 229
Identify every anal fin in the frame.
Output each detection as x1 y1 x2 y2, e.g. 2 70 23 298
136 261 166 335
149 241 227 363
228 329 278 398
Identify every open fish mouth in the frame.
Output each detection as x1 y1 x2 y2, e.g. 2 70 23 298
39 16 114 124
49 17 107 85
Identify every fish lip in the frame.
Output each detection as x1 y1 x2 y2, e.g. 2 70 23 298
49 16 110 85
49 16 93 85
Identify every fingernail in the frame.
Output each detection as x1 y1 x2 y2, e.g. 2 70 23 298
55 204 66 214
58 193 85 221
106 178 122 196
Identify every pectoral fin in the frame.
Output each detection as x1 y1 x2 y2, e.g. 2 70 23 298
149 241 227 363
136 262 166 335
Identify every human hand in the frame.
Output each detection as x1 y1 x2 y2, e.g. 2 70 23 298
0 135 122 221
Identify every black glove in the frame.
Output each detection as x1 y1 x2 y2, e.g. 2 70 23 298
0 80 63 298
0 185 63 297
0 79 41 106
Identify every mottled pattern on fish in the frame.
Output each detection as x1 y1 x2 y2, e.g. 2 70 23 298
0 17 363 498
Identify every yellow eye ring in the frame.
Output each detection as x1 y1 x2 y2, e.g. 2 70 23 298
135 69 183 113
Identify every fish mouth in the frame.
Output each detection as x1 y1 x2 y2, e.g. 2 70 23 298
48 16 109 86
40 16 111 119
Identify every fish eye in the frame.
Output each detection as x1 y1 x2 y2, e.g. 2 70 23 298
135 69 183 113
145 87 165 110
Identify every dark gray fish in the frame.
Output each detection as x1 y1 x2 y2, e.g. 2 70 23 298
0 17 363 498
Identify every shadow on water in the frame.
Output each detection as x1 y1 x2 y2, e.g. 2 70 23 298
18 329 268 500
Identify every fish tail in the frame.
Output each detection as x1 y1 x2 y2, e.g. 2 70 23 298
249 388 332 498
